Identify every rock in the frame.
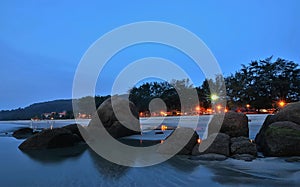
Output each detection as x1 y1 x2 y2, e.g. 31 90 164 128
19 128 81 150
255 102 300 157
13 128 34 139
208 111 249 138
256 102 300 151
272 102 300 125
192 133 230 156
88 96 141 139
62 124 85 141
255 115 276 151
21 144 87 163
260 121 300 156
157 127 199 155
232 154 256 162
190 153 227 161
230 136 257 156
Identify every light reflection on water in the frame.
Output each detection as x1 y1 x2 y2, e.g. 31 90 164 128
0 115 299 186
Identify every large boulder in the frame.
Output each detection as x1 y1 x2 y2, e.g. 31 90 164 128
62 124 85 141
158 127 199 155
208 111 249 138
192 133 230 156
256 102 300 146
13 127 34 139
19 128 81 150
230 136 257 156
255 115 275 151
270 102 300 125
88 96 141 139
259 121 300 156
255 102 300 156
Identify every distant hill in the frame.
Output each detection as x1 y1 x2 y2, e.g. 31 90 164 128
0 95 111 120
0 99 73 120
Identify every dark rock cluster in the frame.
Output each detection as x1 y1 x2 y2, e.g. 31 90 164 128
18 124 84 150
189 112 256 161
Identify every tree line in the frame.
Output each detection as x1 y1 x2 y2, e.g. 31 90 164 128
129 57 300 113
1 57 298 120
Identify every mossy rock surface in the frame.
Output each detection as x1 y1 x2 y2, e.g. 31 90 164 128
263 121 300 156
255 101 300 155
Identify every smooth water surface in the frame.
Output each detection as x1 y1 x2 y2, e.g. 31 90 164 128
0 115 299 186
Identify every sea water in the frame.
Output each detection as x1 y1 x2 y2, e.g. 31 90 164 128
0 115 299 186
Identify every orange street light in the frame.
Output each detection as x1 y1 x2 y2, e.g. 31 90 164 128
197 138 202 144
161 125 168 131
279 101 285 107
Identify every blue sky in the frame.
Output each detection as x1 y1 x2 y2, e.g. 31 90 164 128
0 0 299 110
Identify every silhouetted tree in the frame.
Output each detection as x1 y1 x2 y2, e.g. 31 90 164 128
226 57 300 109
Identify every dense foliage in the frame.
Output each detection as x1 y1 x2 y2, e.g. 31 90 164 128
226 57 300 109
129 57 300 112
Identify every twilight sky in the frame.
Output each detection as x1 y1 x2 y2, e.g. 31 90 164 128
0 0 299 110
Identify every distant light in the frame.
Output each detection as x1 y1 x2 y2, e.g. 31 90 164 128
246 104 250 108
217 105 222 110
279 101 285 107
211 94 219 101
160 111 167 116
197 138 201 144
195 106 200 111
161 125 168 131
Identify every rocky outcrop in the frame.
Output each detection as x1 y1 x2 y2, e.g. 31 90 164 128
230 136 257 156
268 102 300 125
13 127 34 139
192 113 258 160
158 127 199 155
255 102 300 156
62 124 84 141
19 128 81 150
192 133 230 156
88 96 141 139
259 121 300 156
208 111 249 138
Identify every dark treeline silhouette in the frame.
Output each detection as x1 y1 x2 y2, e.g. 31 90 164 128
1 57 299 120
226 57 300 109
129 57 300 112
